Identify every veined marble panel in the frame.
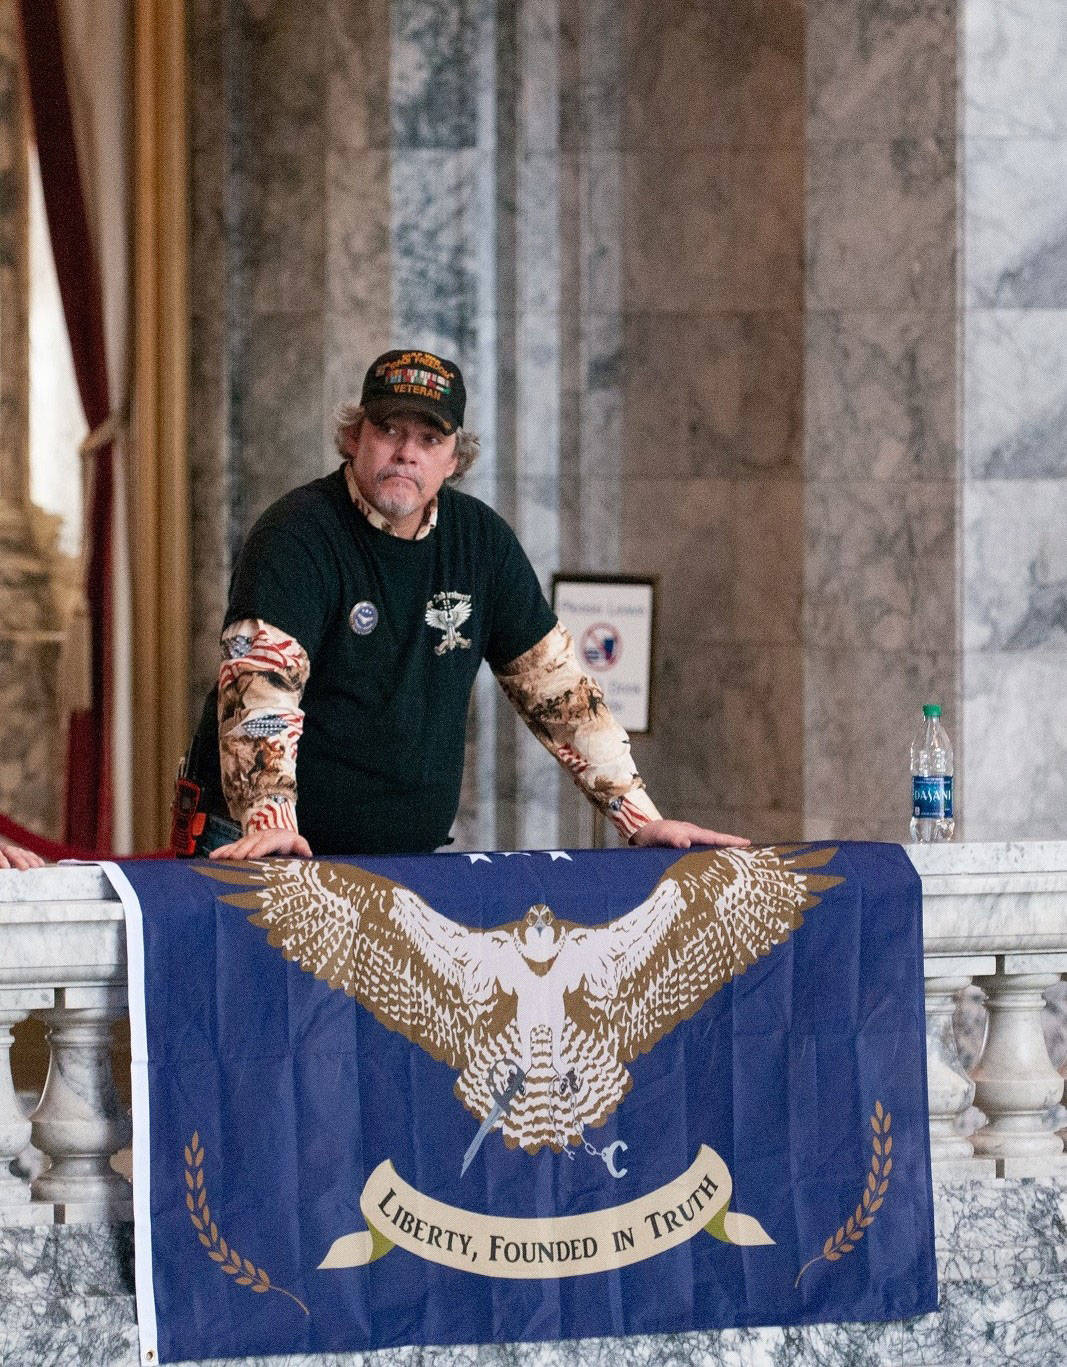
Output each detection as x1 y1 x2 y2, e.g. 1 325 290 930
579 155 624 316
239 0 327 127
623 0 803 150
808 0 956 141
390 149 488 359
623 146 803 314
0 639 61 839
964 0 1067 137
324 148 392 319
390 0 484 149
325 0 392 152
514 152 564 316
574 314 623 488
804 648 956 841
626 641 805 821
804 480 956 652
242 139 327 318
187 1 228 314
622 311 803 479
962 649 1067 840
805 311 957 481
621 475 804 651
965 136 1067 307
807 137 955 311
517 0 561 155
964 480 1067 650
188 307 233 705
239 311 327 529
559 0 623 152
964 308 1067 478
509 309 562 581
621 474 734 644
732 480 805 646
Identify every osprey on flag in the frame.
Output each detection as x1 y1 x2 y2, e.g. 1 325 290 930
200 846 841 1156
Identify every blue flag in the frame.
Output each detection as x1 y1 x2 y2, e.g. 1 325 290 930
111 842 936 1363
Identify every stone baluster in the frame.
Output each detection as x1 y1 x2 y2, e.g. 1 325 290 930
29 985 132 1220
970 959 1067 1178
923 970 995 1177
0 988 54 1219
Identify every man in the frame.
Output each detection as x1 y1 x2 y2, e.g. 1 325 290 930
183 348 747 860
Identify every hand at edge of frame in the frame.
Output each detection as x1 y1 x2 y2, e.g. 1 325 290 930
629 820 750 850
0 840 47 869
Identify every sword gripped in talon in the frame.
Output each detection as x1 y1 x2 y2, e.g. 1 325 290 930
460 1066 526 1177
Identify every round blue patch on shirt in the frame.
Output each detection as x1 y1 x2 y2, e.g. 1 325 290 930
349 600 379 635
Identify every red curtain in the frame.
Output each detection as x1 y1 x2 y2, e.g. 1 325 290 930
16 0 114 851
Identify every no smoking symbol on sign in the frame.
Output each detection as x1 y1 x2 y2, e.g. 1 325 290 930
581 622 621 670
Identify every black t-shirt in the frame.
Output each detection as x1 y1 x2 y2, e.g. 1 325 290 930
191 467 557 854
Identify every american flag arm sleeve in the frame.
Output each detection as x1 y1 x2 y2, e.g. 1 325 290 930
217 619 310 835
493 621 662 840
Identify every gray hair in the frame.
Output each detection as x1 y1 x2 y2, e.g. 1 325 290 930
333 403 480 480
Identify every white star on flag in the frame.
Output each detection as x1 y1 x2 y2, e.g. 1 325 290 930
546 851 573 861
464 853 492 864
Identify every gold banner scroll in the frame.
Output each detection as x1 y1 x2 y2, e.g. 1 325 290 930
319 1144 772 1278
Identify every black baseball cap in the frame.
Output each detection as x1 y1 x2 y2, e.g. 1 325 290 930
359 349 466 434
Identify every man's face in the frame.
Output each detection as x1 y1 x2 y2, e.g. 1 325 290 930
343 412 459 537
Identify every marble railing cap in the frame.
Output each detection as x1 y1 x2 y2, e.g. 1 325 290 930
0 864 116 903
907 840 1067 877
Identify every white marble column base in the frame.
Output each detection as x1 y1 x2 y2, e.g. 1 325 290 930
994 1155 1067 1180
53 1198 133 1225
932 1156 997 1180
0 1203 55 1227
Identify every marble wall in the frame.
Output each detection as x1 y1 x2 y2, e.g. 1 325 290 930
961 0 1067 839
187 0 1066 851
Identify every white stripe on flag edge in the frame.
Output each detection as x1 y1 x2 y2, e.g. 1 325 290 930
99 861 159 1367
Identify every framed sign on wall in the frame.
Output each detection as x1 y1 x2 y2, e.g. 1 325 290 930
551 575 656 735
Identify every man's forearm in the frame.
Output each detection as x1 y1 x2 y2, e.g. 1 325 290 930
217 619 309 834
494 623 662 840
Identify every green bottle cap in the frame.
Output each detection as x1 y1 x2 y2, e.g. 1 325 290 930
922 704 941 718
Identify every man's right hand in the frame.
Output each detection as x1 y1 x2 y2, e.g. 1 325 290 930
209 831 313 860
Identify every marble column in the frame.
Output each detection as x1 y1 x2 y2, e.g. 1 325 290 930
622 0 806 844
803 0 960 843
960 0 1067 839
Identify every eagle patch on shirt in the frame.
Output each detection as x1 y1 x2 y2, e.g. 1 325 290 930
425 591 473 655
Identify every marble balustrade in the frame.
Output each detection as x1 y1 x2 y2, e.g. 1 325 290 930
0 843 1065 1227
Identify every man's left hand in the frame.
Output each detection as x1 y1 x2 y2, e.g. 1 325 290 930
630 820 750 850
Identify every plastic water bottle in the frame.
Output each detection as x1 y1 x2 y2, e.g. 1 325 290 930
910 704 955 842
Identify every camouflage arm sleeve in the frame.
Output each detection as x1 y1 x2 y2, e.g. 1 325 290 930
493 622 662 840
217 619 310 835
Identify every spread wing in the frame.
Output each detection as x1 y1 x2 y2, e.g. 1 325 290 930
196 859 511 1071
424 607 448 629
448 598 472 627
573 845 843 1063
